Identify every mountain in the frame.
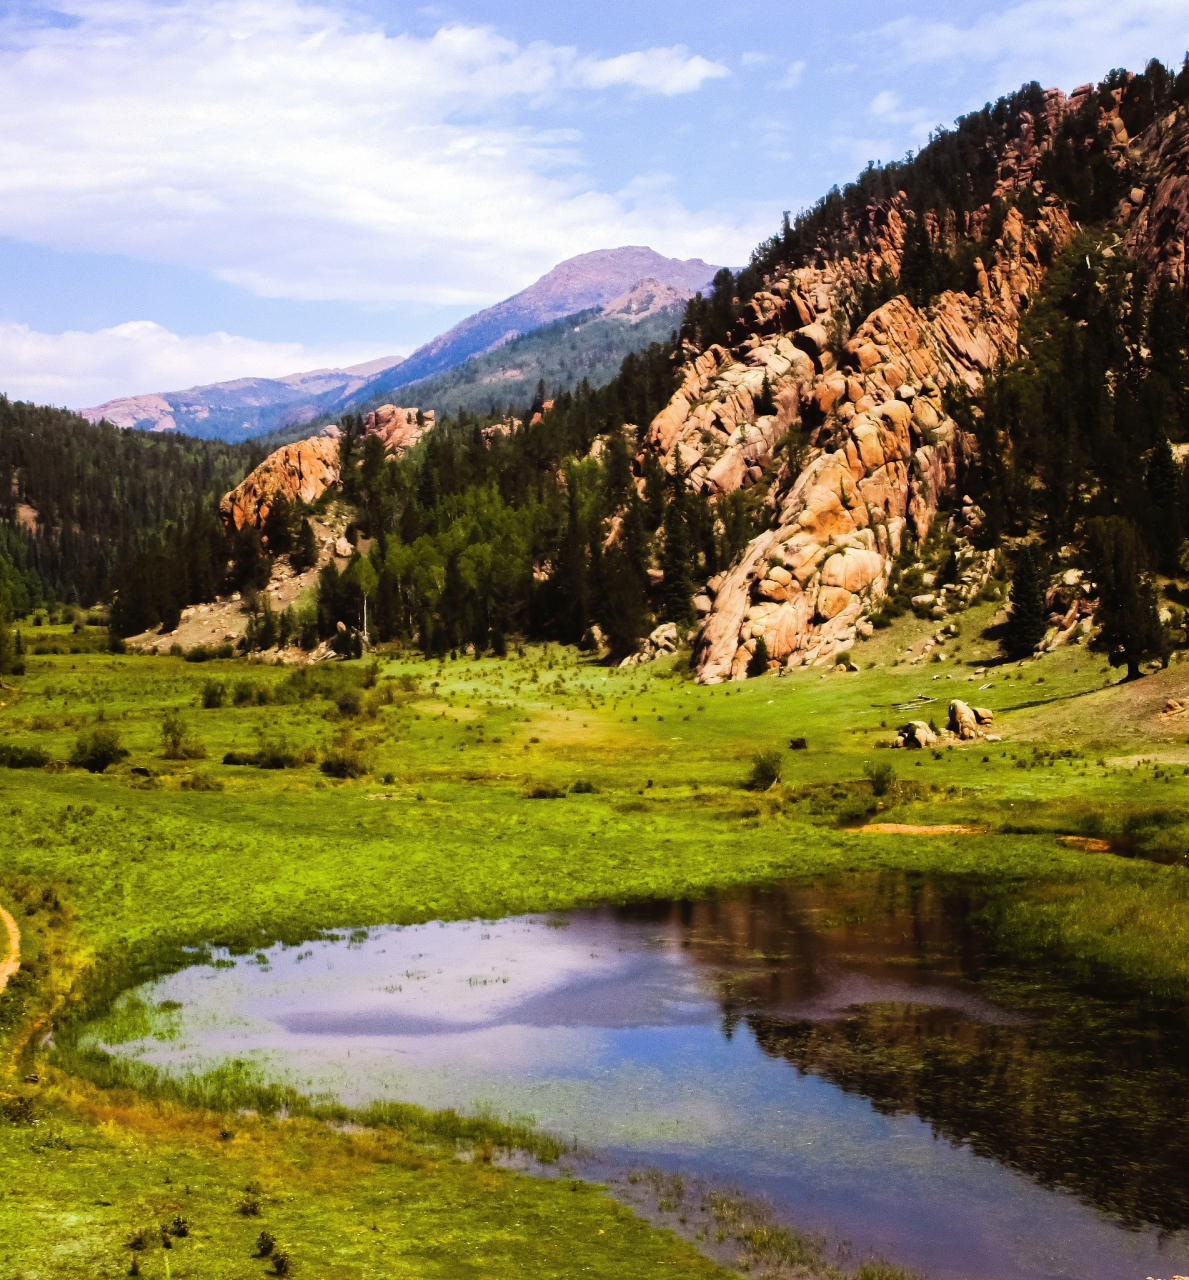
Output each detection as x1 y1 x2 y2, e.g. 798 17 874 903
80 248 719 442
80 353 404 442
265 278 695 441
383 248 717 389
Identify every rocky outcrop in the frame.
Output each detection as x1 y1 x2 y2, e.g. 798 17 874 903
221 405 433 531
619 622 680 667
363 405 434 454
220 437 341 532
1122 107 1189 286
650 200 1074 681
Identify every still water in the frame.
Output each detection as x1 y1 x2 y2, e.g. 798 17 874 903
91 875 1189 1280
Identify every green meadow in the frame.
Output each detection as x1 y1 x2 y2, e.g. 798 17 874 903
2 607 1189 1278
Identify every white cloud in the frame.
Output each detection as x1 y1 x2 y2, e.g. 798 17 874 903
0 320 397 409
877 0 1189 92
0 2 744 312
777 60 806 89
573 46 728 95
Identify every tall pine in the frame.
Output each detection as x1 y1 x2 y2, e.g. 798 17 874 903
1003 542 1048 656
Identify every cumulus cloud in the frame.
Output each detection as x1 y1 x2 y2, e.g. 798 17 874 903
0 320 397 409
0 2 746 311
877 0 1189 91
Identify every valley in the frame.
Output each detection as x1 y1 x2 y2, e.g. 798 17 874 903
3 55 1189 1280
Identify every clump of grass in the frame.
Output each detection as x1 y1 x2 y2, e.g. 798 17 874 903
255 1230 277 1257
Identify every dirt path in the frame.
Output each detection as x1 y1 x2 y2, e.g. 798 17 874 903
0 907 19 995
860 823 985 835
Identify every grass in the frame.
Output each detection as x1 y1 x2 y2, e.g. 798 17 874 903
1 611 1189 1275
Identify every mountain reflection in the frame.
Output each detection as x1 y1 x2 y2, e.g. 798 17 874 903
621 874 1189 1231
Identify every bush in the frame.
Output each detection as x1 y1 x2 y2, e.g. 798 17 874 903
161 710 206 760
746 749 782 790
0 744 50 769
570 780 596 794
70 727 127 773
864 760 896 796
746 636 771 678
272 1251 291 1277
256 1231 276 1257
233 680 258 706
335 688 362 716
320 746 367 778
201 680 227 709
525 784 565 799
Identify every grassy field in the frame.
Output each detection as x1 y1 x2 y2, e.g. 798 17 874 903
2 609 1188 1277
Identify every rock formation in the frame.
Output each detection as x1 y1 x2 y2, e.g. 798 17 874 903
220 437 341 532
220 405 433 531
647 199 1074 681
362 405 435 454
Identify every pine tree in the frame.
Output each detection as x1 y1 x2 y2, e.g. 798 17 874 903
0 584 15 676
660 460 694 626
1146 433 1184 573
746 635 770 677
1087 516 1167 679
754 374 776 417
292 518 318 571
1003 542 1048 656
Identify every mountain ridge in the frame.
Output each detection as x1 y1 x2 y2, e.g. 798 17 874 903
79 247 720 442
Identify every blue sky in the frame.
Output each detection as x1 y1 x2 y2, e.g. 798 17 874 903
1 0 1187 407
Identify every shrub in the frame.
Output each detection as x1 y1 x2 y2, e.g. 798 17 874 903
169 643 184 657
70 726 127 773
0 744 50 769
161 710 206 760
320 746 367 778
184 645 213 663
746 749 782 790
272 1251 291 1277
746 636 771 678
233 680 258 706
570 780 596 794
864 761 896 796
237 1195 261 1216
202 680 227 709
525 784 565 799
335 687 362 716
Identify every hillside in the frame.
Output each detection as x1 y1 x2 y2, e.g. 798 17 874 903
79 248 718 444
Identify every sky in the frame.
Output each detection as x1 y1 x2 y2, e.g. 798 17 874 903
1 0 1188 408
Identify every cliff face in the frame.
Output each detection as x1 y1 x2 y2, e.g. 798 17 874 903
220 405 433 531
219 436 341 532
646 193 1075 680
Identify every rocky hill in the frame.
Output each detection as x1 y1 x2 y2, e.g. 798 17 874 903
633 71 1189 681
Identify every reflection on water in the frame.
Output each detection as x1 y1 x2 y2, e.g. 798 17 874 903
88 874 1189 1280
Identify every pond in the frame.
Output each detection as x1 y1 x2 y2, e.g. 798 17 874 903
86 874 1189 1280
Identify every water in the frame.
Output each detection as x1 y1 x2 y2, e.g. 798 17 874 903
89 875 1189 1280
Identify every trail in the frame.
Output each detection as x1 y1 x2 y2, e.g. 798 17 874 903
0 907 19 995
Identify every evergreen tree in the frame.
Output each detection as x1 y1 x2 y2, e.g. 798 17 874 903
746 635 770 677
1145 433 1184 573
261 494 294 553
0 583 16 676
754 375 776 417
1003 542 1048 656
292 518 318 571
1086 516 1167 679
660 460 694 625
